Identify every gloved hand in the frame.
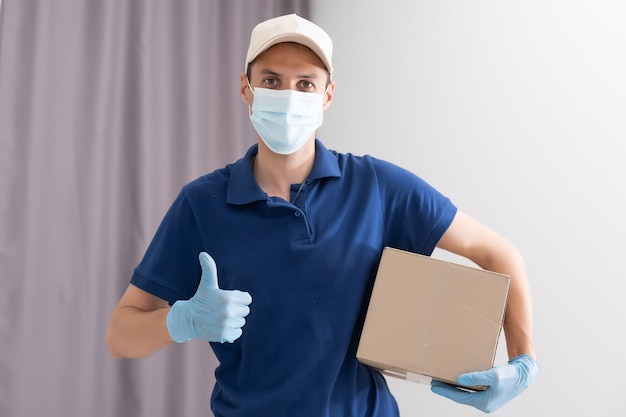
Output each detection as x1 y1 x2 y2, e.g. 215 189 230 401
431 354 540 413
166 252 252 343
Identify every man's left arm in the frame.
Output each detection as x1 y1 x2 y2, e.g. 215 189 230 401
431 210 540 413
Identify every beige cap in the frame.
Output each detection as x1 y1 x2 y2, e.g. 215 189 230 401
245 14 333 75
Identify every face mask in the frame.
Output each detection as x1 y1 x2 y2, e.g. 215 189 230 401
249 86 324 155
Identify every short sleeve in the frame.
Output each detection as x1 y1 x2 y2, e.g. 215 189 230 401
131 190 205 303
371 157 457 255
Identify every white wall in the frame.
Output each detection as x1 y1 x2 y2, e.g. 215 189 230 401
312 1 625 416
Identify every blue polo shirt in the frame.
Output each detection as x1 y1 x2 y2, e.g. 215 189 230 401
131 140 457 417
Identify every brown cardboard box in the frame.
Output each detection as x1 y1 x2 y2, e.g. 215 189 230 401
357 247 510 390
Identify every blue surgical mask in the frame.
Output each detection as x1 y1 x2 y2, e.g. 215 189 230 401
249 86 324 155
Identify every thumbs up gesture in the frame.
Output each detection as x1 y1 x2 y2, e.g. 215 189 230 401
166 252 252 343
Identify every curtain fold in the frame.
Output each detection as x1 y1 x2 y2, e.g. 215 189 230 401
0 1 308 416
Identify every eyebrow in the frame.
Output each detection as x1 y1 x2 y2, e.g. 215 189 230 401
258 68 319 80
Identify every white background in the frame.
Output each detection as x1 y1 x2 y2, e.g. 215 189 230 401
312 1 625 416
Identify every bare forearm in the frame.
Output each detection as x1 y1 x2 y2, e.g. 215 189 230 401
437 212 536 361
502 270 536 360
106 305 174 359
478 242 536 360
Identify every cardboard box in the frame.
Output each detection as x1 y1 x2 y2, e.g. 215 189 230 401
357 247 510 390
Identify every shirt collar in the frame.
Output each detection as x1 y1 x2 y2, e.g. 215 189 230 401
227 139 342 205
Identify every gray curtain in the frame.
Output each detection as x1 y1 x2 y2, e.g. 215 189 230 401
0 1 308 416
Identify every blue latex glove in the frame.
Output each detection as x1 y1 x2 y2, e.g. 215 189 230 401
431 354 540 413
166 252 252 343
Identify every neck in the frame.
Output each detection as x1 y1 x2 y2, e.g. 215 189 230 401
253 139 315 201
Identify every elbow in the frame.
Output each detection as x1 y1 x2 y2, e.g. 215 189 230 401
105 327 124 359
487 240 526 275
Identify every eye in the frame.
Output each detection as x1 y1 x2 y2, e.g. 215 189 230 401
299 80 315 90
262 78 279 88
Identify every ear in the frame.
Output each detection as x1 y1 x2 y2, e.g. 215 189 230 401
240 73 253 106
322 80 336 110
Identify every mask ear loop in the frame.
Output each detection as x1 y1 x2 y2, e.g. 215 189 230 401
321 71 332 105
246 78 255 116
322 83 330 106
246 77 255 95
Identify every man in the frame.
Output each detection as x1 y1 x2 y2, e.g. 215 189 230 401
106 13 539 416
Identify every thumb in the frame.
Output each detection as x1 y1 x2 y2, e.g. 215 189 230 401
198 252 219 290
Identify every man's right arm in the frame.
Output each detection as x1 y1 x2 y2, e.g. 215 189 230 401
105 284 175 359
106 252 253 358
